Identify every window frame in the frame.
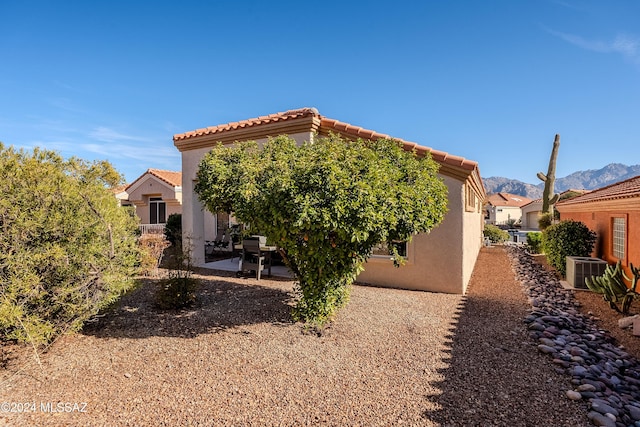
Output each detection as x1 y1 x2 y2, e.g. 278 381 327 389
149 197 167 224
611 215 626 262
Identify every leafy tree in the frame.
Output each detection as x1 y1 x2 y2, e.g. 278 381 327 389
195 134 448 327
542 219 596 277
0 144 141 345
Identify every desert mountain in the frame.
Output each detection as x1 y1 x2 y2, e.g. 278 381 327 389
483 163 640 199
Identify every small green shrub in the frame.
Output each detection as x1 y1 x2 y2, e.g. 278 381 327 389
538 212 553 231
483 224 509 243
542 220 596 277
526 232 543 254
155 247 198 310
164 213 182 245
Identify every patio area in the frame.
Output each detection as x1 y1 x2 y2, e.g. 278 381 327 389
202 256 294 279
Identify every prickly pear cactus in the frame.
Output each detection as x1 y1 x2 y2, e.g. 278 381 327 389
537 134 561 215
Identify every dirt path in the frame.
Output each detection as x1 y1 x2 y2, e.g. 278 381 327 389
1 247 592 426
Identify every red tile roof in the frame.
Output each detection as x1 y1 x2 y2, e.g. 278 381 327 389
126 169 182 192
173 108 318 142
173 108 479 172
486 192 532 207
557 175 640 206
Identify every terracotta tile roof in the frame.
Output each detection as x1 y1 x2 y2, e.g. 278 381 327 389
126 169 182 192
173 107 479 172
318 117 478 171
486 192 532 208
557 175 640 206
110 184 128 194
173 108 318 142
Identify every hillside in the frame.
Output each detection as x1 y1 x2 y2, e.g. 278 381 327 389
483 163 640 199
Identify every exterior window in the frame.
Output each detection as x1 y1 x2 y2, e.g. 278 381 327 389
150 197 166 224
612 217 625 260
372 241 408 258
465 182 477 212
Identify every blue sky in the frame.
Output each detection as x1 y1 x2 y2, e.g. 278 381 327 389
1 0 639 185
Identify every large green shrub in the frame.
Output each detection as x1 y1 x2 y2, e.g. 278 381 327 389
0 144 141 345
195 134 448 328
542 220 597 277
483 224 509 243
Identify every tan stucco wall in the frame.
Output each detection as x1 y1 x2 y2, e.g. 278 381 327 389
357 175 482 294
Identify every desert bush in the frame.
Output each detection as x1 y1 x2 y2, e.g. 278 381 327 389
155 247 198 310
138 234 170 277
483 224 509 243
542 220 597 277
538 212 553 230
164 213 182 245
0 144 140 345
526 232 543 254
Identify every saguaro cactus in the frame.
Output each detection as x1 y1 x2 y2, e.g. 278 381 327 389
537 134 560 215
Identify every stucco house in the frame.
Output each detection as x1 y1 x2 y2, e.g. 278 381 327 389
173 107 486 294
125 169 183 234
520 198 543 230
485 193 532 226
556 175 640 277
520 190 589 230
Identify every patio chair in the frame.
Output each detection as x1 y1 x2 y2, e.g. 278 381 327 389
240 238 271 280
212 229 231 253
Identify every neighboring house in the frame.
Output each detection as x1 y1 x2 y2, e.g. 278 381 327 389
520 199 543 230
520 190 589 230
556 175 640 276
112 184 132 207
485 193 532 226
125 169 183 234
173 107 486 294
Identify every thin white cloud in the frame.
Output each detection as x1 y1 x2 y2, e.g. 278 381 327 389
89 126 153 143
545 27 640 64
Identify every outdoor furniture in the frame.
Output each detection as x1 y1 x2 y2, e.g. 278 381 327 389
212 229 231 253
239 237 273 280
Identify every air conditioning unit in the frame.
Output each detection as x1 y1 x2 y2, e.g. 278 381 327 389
566 256 608 289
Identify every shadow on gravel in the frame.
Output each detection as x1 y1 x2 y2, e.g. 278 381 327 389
82 269 295 340
422 246 589 427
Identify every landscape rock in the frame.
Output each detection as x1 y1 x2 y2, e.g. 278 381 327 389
619 315 639 329
566 390 582 400
507 246 640 427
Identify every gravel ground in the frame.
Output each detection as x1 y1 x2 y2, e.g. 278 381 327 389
1 246 592 426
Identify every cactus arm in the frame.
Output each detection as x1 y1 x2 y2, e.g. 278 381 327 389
537 172 547 182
